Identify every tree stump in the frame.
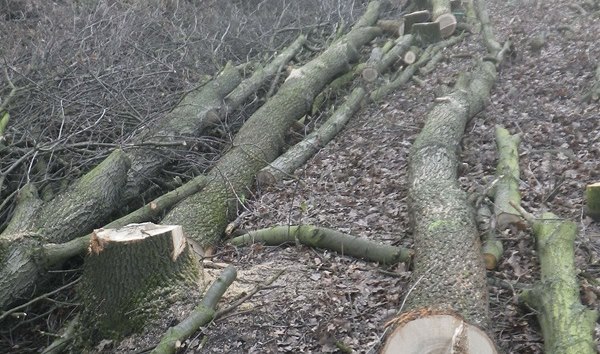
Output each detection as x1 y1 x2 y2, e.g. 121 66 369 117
79 223 201 341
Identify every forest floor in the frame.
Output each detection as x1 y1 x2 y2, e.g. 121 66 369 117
196 0 600 353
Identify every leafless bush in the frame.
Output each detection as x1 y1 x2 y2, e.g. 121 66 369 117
0 0 366 230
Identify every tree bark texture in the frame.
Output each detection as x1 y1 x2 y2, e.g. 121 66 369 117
0 149 130 309
585 182 600 221
223 35 307 114
402 61 497 330
124 63 242 201
231 224 411 265
161 2 383 248
257 87 365 184
151 265 237 354
79 223 201 341
520 213 598 354
493 125 521 229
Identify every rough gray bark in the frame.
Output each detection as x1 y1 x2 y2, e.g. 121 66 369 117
79 224 200 341
0 149 130 309
257 87 366 184
403 61 497 329
124 63 242 201
162 2 384 248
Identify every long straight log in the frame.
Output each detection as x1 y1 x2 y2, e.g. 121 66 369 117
162 2 384 248
383 60 499 354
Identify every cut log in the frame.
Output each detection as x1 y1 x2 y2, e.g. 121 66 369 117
362 47 384 82
412 22 442 45
585 182 600 221
493 125 522 228
383 5 504 342
370 32 467 100
383 314 497 353
314 34 414 113
478 203 503 270
435 12 458 38
519 211 598 354
403 49 418 64
230 225 411 265
79 223 201 341
161 2 383 248
398 61 497 329
257 87 365 184
377 19 404 37
403 10 431 34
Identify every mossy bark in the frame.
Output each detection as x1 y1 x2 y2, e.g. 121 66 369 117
585 182 600 221
493 125 521 228
520 213 598 354
79 224 201 341
162 2 383 248
231 224 411 265
0 150 130 309
400 61 498 330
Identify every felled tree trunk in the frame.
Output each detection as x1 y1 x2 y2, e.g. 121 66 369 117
383 63 499 353
520 212 598 354
79 223 201 341
0 149 130 309
257 87 366 184
125 36 306 202
124 63 241 201
162 1 383 248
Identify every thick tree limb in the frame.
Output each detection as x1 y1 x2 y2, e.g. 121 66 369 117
257 87 366 184
516 209 598 354
151 265 237 354
230 225 411 265
124 63 241 201
493 125 521 228
223 35 307 113
162 2 384 248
